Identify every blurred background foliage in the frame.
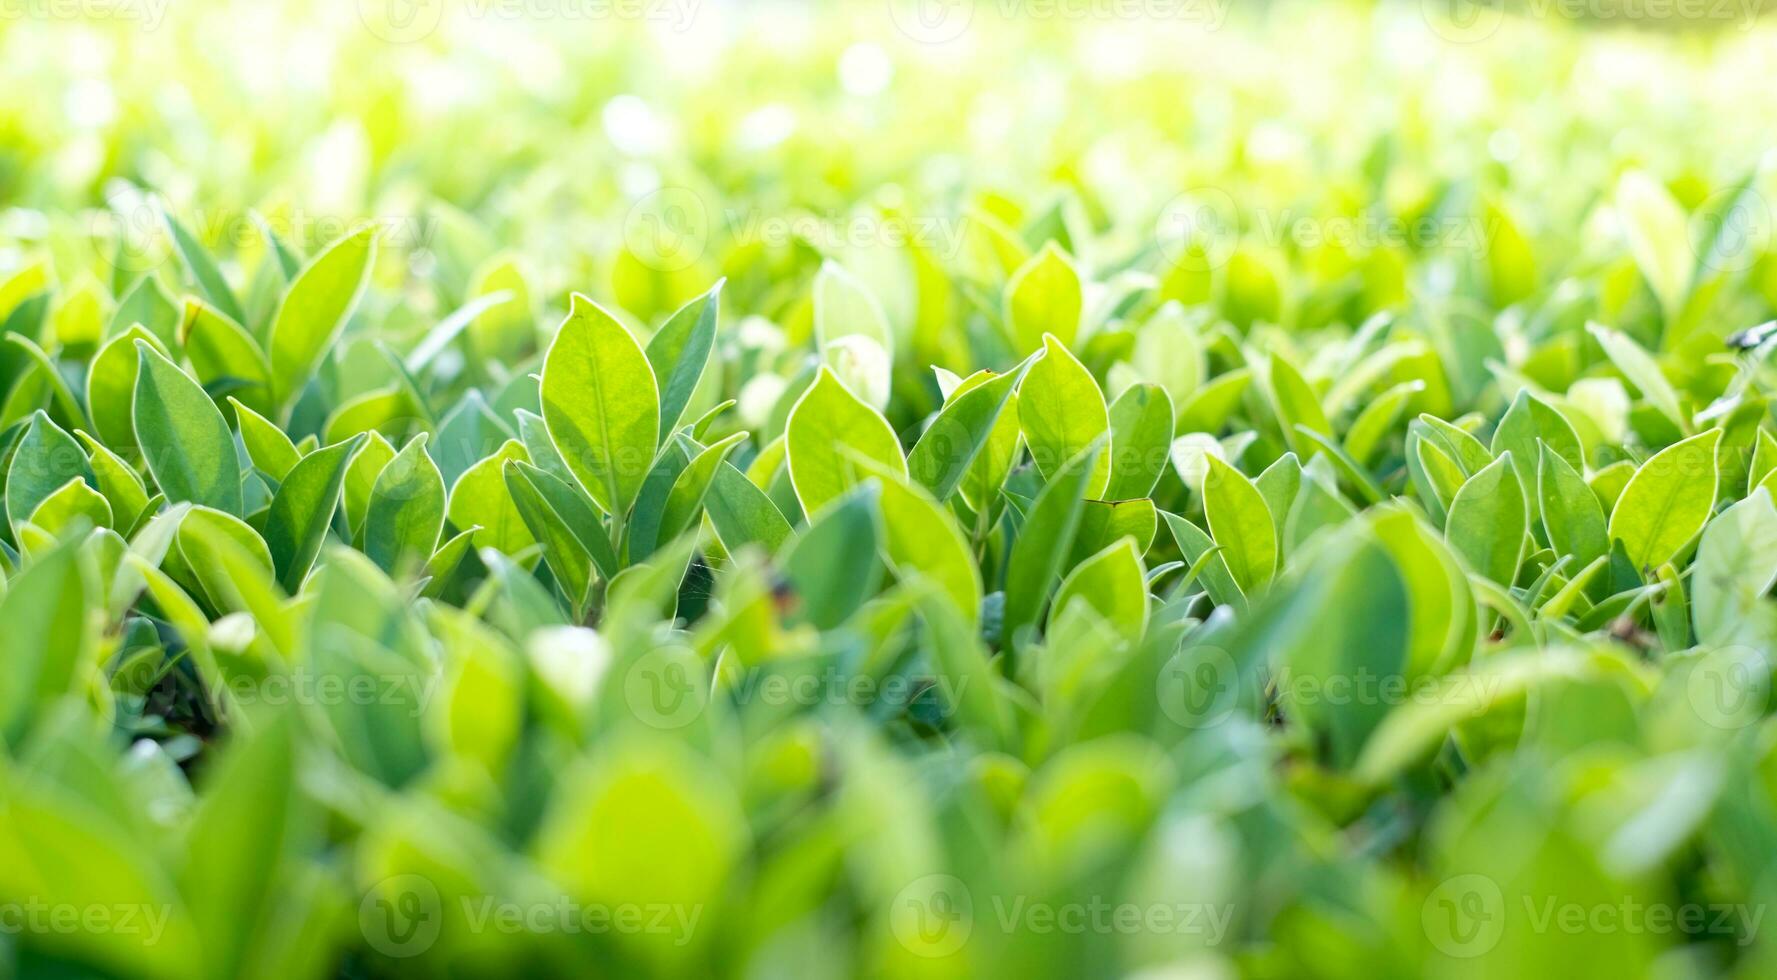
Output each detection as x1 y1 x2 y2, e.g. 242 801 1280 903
4 2 1777 979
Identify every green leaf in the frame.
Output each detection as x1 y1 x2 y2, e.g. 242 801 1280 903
1202 455 1277 594
1070 497 1157 568
252 211 304 279
907 364 1023 502
1051 538 1147 639
1122 304 1203 409
108 274 180 348
1537 442 1608 570
181 716 296 977
342 431 397 540
644 280 723 441
181 298 273 417
1615 170 1692 322
27 476 112 536
1266 350 1332 449
1345 379 1423 466
431 389 512 487
363 433 446 573
464 253 535 364
323 387 417 446
86 325 164 450
1588 322 1685 431
1607 428 1722 571
422 527 480 599
1492 389 1583 493
4 332 86 429
507 459 619 581
1003 440 1102 645
404 289 513 373
267 225 377 408
814 260 894 358
263 434 364 592
1416 414 1495 475
1444 453 1527 585
1285 467 1356 552
1413 436 1467 519
785 365 905 515
514 408 574 486
229 396 301 483
0 535 94 741
1354 648 1613 784
870 466 982 625
1294 425 1385 506
5 411 96 533
1748 427 1777 496
1262 527 1411 768
1254 452 1301 549
704 461 791 555
72 431 149 530
504 459 595 610
134 341 243 515
1370 504 1477 677
1005 242 1083 354
1104 382 1174 501
1019 333 1111 497
912 585 1011 748
625 439 694 563
1691 487 1777 646
447 440 534 554
781 486 881 629
161 205 247 325
949 369 1023 514
540 294 661 518
1177 367 1251 433
535 742 744 921
172 505 279 626
659 432 748 544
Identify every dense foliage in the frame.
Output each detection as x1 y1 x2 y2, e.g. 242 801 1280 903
5 2 1777 978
